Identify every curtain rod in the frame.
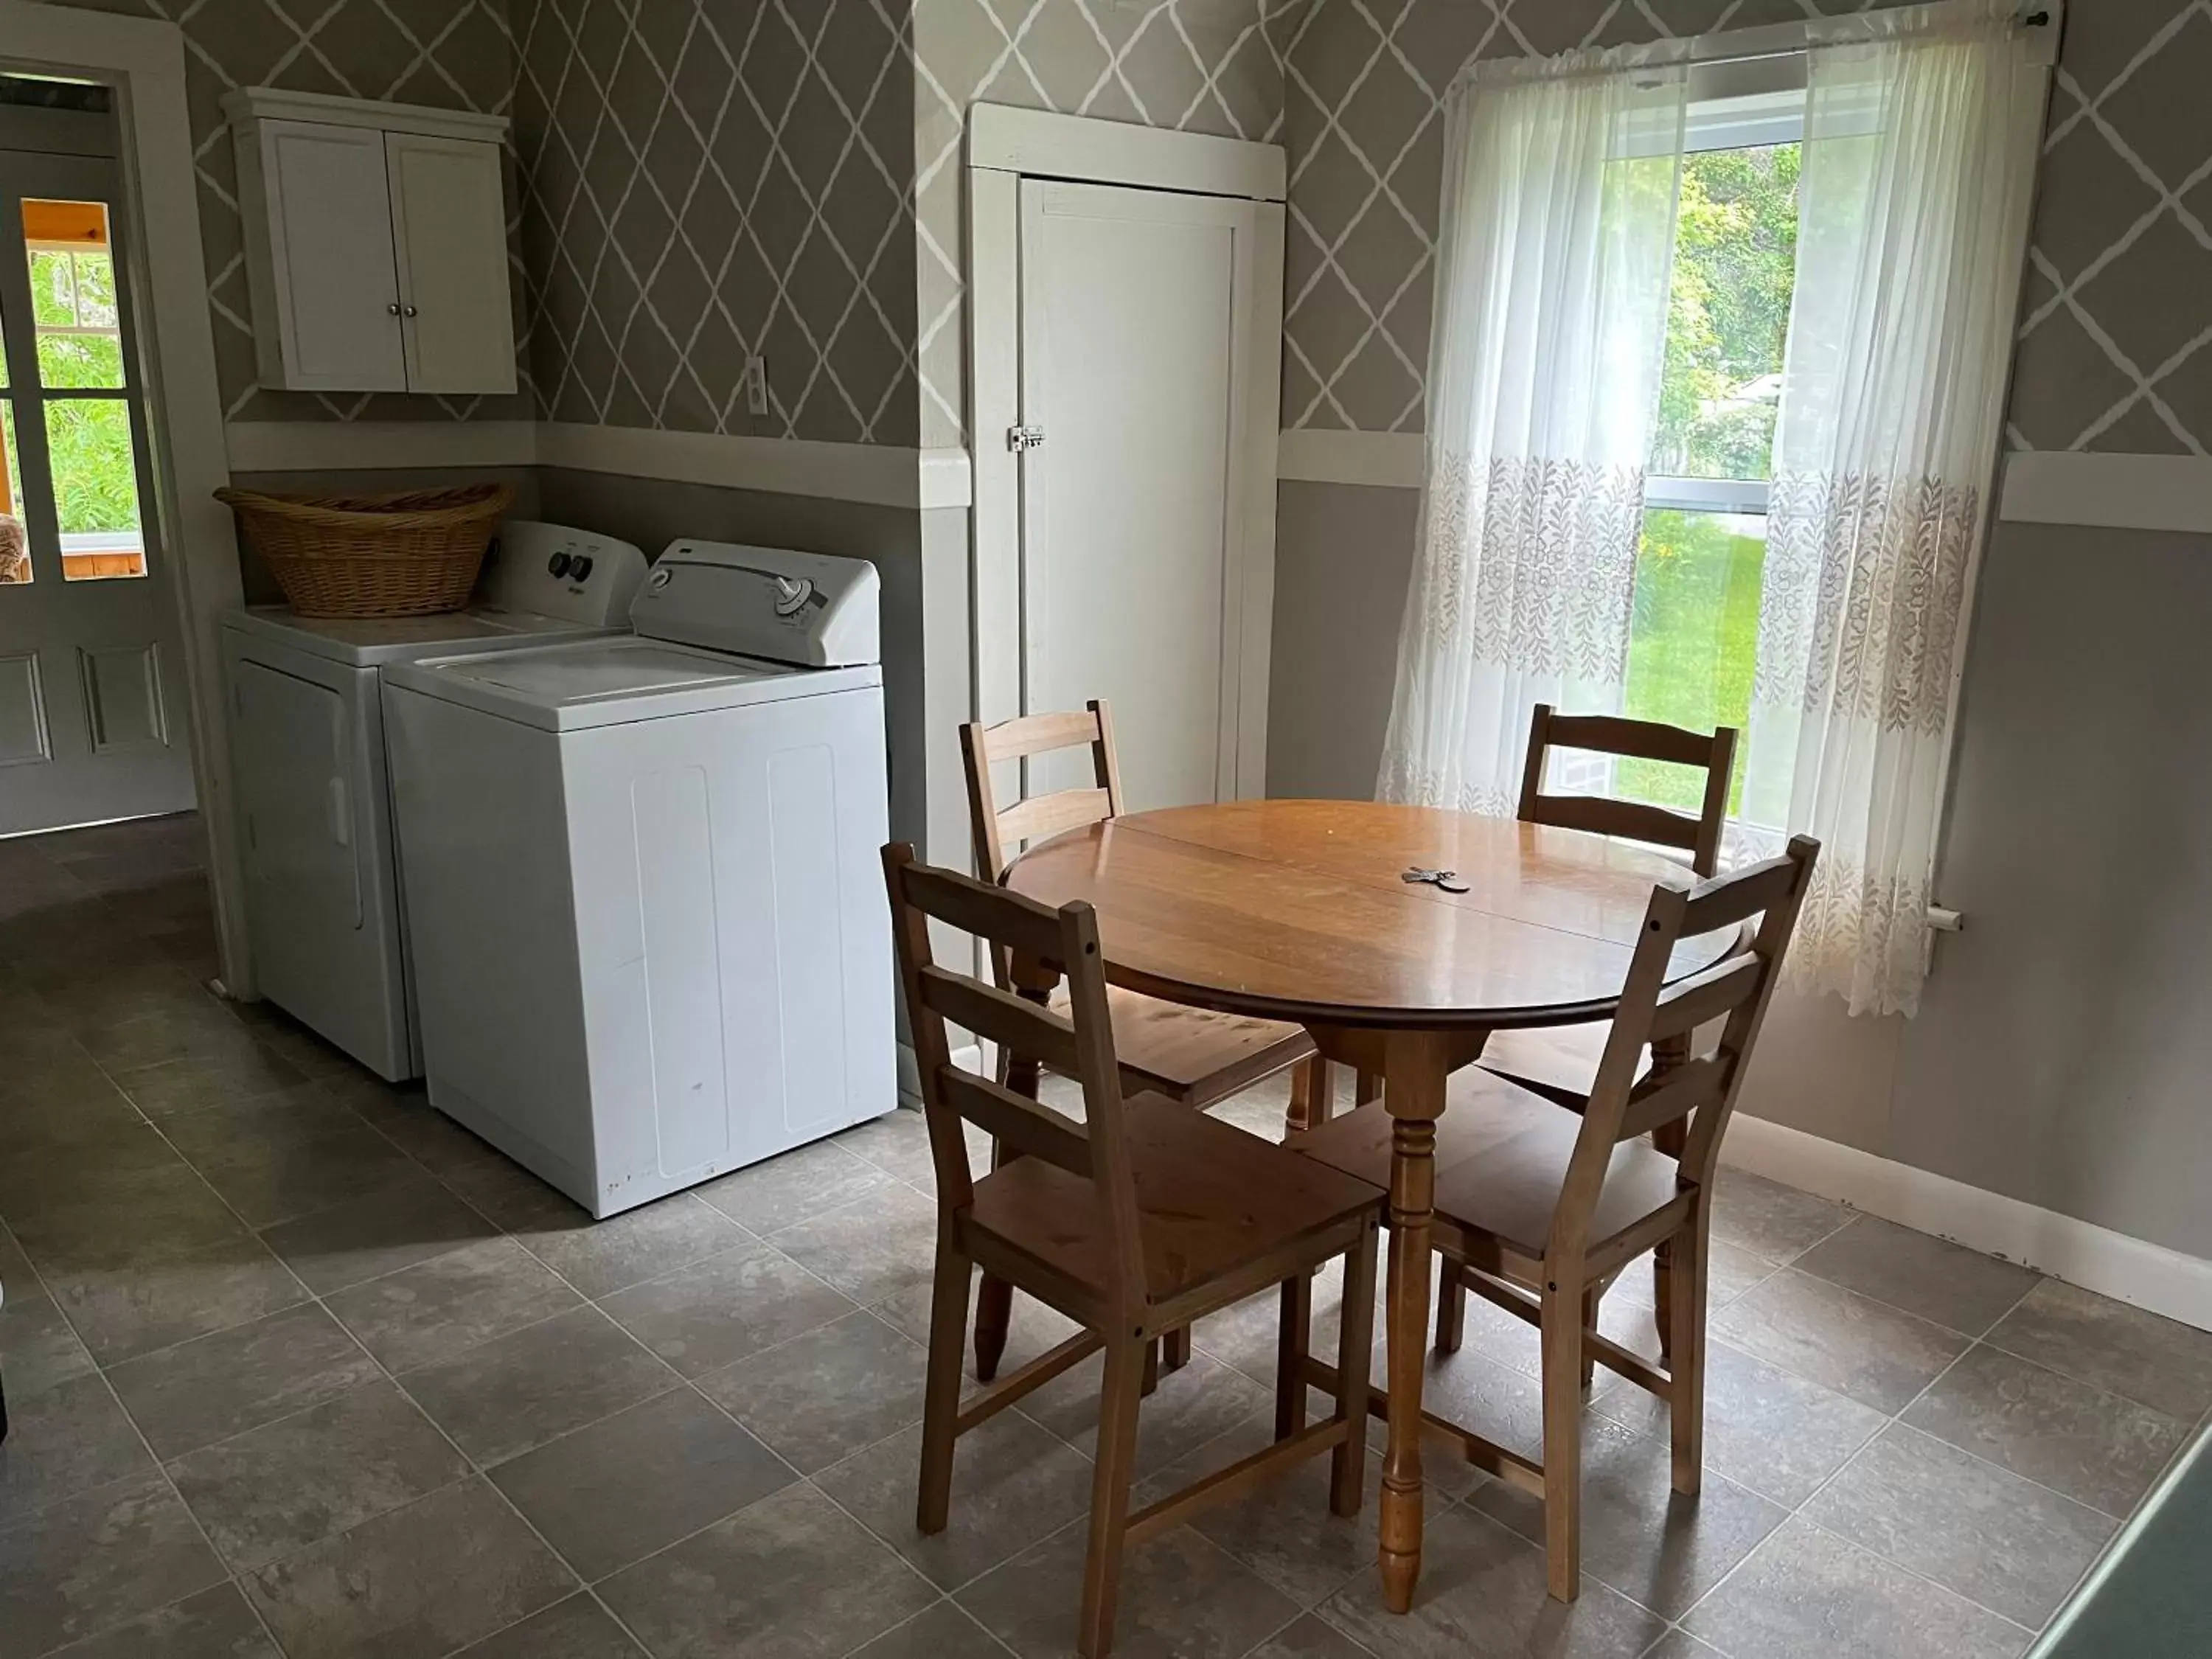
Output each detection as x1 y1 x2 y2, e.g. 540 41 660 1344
1674 0 2059 68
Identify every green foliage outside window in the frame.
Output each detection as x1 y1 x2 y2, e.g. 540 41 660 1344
25 246 139 537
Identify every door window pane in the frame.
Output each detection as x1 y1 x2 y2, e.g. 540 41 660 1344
44 398 145 580
24 198 127 391
0 404 26 585
1615 507 1766 815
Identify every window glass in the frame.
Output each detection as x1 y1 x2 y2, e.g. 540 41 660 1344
24 199 127 391
1618 508 1764 814
1649 145 1800 481
0 404 27 585
44 399 145 580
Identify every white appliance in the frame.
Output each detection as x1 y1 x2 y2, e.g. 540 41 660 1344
380 541 894 1219
221 521 647 1080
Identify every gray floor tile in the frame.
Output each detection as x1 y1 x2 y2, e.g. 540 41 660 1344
400 1305 678 1466
167 1379 472 1571
875 1265 1088 1384
1468 1418 1788 1620
1249 1613 1379 1658
697 1138 897 1235
695 1308 928 1474
1641 1632 1723 1658
152 1082 364 1165
1712 1270 1969 1413
850 1599 1010 1658
259 1178 504 1296
1803 1424 2116 1630
1708 1170 1853 1265
835 1106 982 1192
1575 1242 1777 1314
1985 1278 2212 1422
108 1046 305 1119
323 1236 582 1372
599 1241 855 1379
1136 1408 1379 1610
491 1387 796 1581
45 1231 307 1365
7 1161 251 1276
452 1593 647 1658
959 1520 1302 1659
1792 1217 2041 1337
0 1280 97 1397
1902 1343 2192 1517
245 1477 576 1659
0 1474 226 1658
1023 1346 1275 1477
515 1192 751 1299
41 1582 281 1658
817 1408 1099 1590
0 1370 154 1525
1683 1518 2029 1659
433 1152 592 1232
1590 1339 1888 1508
186 1123 425 1229
349 1090 515 1178
771 1180 940 1306
1317 1501 1668 1658
106 1302 381 1460
597 1481 938 1659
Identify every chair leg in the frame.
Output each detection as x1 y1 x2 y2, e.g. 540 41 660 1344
1275 1272 1311 1441
1648 1052 1691 1362
1540 1276 1584 1602
1285 1056 1335 1137
1078 1334 1149 1659
917 1238 973 1535
1669 1216 1708 1497
1332 1219 1378 1516
1433 1264 1465 1355
1162 1326 1192 1374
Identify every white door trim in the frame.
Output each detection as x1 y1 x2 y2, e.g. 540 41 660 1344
967 108 1285 800
967 103 1284 202
1 0 248 992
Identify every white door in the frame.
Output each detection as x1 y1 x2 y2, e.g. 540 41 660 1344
0 141 193 835
385 132 516 397
1012 178 1281 810
255 121 406 392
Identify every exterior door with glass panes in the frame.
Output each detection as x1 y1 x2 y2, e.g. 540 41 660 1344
0 139 193 835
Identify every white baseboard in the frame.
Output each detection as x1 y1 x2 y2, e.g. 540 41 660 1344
1723 1113 2212 1334
897 1041 984 1107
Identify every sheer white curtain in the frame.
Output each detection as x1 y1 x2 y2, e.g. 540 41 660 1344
1745 0 2046 1015
1378 49 1689 815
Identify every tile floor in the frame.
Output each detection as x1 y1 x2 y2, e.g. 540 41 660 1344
4 815 2211 1659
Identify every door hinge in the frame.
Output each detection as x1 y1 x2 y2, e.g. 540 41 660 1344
1006 424 1046 453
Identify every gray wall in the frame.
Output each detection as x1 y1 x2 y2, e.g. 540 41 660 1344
1270 487 2212 1260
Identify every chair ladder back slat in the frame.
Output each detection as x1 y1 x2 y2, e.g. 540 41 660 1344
961 700 1124 883
899 860 1067 970
937 1067 1091 1178
1646 951 1763 1044
1679 852 1803 937
916 964 1082 1078
1615 1053 1733 1143
997 787 1115 853
1517 703 1739 877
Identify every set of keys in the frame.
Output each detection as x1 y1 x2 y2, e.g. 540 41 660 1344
1402 867 1470 894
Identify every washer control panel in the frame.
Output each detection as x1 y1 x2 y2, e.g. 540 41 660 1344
631 542 880 667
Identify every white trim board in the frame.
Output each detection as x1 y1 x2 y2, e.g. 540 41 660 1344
226 420 536 474
1723 1112 2212 1334
1277 428 1424 490
219 86 509 144
2000 451 2212 537
967 102 1284 201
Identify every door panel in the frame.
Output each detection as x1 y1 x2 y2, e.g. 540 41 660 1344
261 121 406 390
0 142 193 834
385 133 516 396
1017 179 1257 813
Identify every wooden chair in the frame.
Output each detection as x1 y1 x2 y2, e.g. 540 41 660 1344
1286 835 1818 1601
963 702 1336 1380
885 844 1382 1657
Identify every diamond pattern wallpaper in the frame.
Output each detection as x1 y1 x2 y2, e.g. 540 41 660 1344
1281 0 2212 456
49 0 529 426
514 0 920 445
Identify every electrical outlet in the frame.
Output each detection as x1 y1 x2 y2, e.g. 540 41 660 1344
745 354 768 417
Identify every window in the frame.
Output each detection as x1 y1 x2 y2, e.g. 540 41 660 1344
1610 91 1806 822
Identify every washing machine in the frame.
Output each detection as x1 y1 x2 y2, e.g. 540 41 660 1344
220 522 647 1080
380 541 894 1218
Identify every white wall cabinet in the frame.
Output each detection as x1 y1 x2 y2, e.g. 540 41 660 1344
224 90 515 397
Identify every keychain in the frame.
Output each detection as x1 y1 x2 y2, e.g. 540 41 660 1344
1402 867 1470 894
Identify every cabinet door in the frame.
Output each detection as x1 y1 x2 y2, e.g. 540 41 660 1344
257 121 406 391
385 133 517 396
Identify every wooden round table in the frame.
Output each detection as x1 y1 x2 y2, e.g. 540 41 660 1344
1006 799 1731 1613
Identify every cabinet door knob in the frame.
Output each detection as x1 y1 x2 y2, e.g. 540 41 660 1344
387 302 402 316
403 305 418 318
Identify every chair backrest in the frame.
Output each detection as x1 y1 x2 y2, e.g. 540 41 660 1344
961 700 1125 883
1545 835 1820 1262
1517 703 1739 877
882 842 1148 1312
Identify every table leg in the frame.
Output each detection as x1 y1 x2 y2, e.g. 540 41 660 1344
1378 1033 1446 1615
1648 1032 1692 1363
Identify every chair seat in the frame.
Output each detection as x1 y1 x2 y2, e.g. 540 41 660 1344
1289 1070 1684 1262
1477 1021 1648 1105
967 1091 1382 1307
1048 984 1314 1107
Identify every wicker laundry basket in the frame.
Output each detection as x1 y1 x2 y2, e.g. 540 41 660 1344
217 481 515 619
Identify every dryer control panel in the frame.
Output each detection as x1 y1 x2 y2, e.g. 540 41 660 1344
480 521 649 625
634 542 881 668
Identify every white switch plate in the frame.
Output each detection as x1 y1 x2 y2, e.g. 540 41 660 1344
745 355 768 416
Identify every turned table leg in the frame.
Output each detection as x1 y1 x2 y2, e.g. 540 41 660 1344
1377 1032 1448 1615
